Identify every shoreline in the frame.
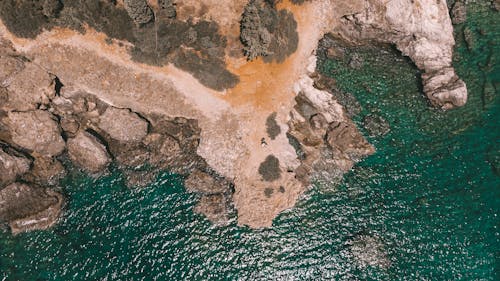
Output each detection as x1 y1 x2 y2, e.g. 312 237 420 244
0 0 467 232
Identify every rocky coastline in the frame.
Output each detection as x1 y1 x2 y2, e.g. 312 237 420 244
0 0 475 233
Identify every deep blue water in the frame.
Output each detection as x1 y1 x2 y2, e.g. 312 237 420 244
1 2 498 280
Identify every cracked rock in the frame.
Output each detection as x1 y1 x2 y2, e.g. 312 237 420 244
1 110 65 157
98 107 148 143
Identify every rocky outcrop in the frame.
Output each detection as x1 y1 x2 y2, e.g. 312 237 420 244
194 194 229 225
288 57 375 185
493 0 500 11
422 67 468 109
1 110 65 157
336 0 468 109
185 169 232 224
67 131 111 174
0 147 31 187
185 170 229 194
0 0 466 230
0 182 63 235
98 107 149 143
0 57 56 112
0 42 234 232
22 156 65 186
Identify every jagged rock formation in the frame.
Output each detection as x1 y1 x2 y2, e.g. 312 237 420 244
0 0 467 231
289 57 374 185
335 0 467 109
0 39 232 233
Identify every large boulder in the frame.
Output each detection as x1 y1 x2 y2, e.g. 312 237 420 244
0 182 63 234
422 67 468 109
2 110 65 157
98 107 148 143
67 131 111 173
0 147 31 188
2 63 56 111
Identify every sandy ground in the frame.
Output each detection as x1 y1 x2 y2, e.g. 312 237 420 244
0 0 365 227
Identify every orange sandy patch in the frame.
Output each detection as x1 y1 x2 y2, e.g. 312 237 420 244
224 0 310 111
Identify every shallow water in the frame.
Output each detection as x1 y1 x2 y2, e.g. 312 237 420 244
1 2 499 280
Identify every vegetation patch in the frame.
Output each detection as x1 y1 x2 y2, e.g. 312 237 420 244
0 0 238 91
240 0 298 63
258 154 281 181
265 112 281 140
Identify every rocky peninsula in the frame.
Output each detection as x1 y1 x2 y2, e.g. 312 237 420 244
0 0 469 233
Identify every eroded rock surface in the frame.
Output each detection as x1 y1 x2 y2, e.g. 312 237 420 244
0 0 466 230
1 110 65 157
98 107 149 143
0 147 31 187
0 182 63 234
336 0 468 109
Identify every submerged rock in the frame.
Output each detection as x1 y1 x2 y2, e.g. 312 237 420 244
194 194 229 224
0 182 63 235
451 1 467 25
67 131 111 174
363 114 390 137
347 234 391 269
184 170 228 194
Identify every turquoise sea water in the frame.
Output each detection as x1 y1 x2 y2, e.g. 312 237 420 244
1 3 499 280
